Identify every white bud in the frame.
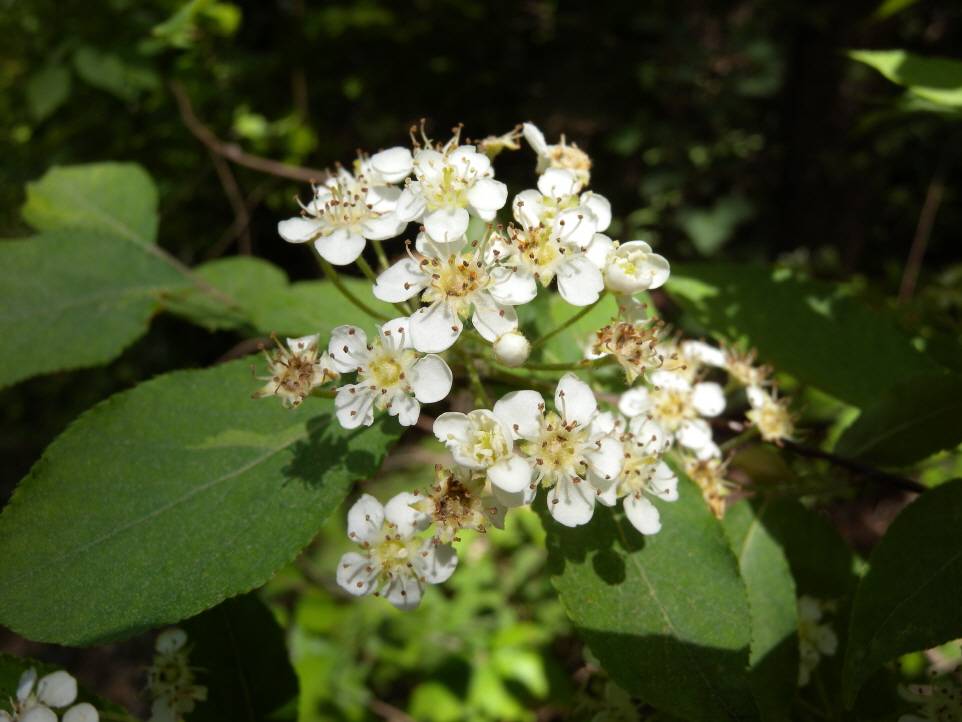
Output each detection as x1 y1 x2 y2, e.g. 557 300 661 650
603 241 670 294
21 707 58 722
63 703 99 722
493 332 530 367
36 671 78 708
17 668 37 701
156 627 188 654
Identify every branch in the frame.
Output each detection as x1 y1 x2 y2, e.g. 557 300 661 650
170 81 329 184
208 151 253 254
898 163 946 303
780 439 927 494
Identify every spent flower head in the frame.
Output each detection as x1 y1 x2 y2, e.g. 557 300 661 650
253 334 338 408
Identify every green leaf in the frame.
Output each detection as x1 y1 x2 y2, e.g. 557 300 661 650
26 64 72 121
0 231 186 389
183 594 299 722
0 653 127 715
667 263 943 408
165 256 396 336
0 360 400 645
23 162 159 245
544 476 758 722
677 195 754 257
544 293 625 364
850 49 962 109
72 46 159 103
842 479 962 706
723 501 798 722
835 373 962 467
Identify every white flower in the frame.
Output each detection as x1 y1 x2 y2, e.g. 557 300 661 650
357 146 414 185
373 233 530 352
278 166 406 266
797 596 838 687
584 235 671 294
618 370 726 455
746 385 794 443
433 409 533 501
147 628 206 722
898 669 962 722
252 334 339 408
680 340 728 370
395 132 508 242
493 374 624 527
522 122 592 190
591 318 664 383
337 493 458 610
492 330 531 367
598 416 678 535
328 318 453 428
413 465 507 543
2 669 96 722
725 346 772 387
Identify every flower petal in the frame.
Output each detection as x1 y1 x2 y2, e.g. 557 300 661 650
488 454 533 493
512 189 545 227
415 541 459 584
378 316 412 352
336 551 377 597
472 294 518 342
554 207 597 248
682 340 727 368
409 303 462 352
537 168 579 198
409 354 453 403
373 259 427 303
584 435 624 485
555 373 597 428
396 185 426 222
466 178 508 214
624 494 662 535
648 462 679 501
547 477 596 527
62 703 99 722
314 227 365 266
676 418 714 452
491 482 537 508
277 216 323 243
20 707 57 722
37 671 78 708
390 395 421 426
580 191 612 232
489 267 537 305
424 206 469 243
692 382 726 417
369 146 413 183
328 325 370 372
335 385 376 428
619 387 651 417
556 255 604 306
522 122 549 156
17 668 37 702
583 233 614 268
347 493 384 543
383 572 423 611
493 390 545 441
385 491 430 536
361 211 406 241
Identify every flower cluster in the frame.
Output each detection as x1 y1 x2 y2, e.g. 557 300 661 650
797 596 838 687
0 669 97 722
260 121 797 610
899 665 962 722
147 628 207 722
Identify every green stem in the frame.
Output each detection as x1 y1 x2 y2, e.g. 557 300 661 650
371 238 391 270
316 255 389 321
520 356 614 372
99 711 143 722
530 294 604 349
719 425 759 453
465 358 492 407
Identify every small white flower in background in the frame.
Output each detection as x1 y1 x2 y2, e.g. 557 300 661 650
522 122 592 190
328 318 453 428
680 340 728 370
597 416 678 535
412 465 507 543
512 169 610 240
591 318 664 383
336 493 458 610
0 668 97 722
797 596 838 687
147 628 207 722
252 334 339 409
583 235 671 295
724 346 772 388
277 161 407 266
395 128 508 242
619 369 726 456
475 127 523 159
898 667 962 722
373 233 530 352
492 330 531 367
433 408 533 504
746 385 794 444
493 374 624 527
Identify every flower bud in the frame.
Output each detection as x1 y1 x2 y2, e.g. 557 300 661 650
36 671 77 708
493 331 530 367
63 703 99 722
156 627 188 654
604 241 670 294
21 707 57 722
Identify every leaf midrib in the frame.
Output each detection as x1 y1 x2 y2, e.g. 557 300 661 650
847 394 962 458
52 177 151 245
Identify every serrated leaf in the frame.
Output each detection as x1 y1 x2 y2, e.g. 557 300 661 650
183 594 298 722
0 231 186 389
842 479 962 706
850 49 962 108
544 476 758 722
723 501 798 722
22 162 159 245
0 360 400 645
835 373 962 467
667 264 943 409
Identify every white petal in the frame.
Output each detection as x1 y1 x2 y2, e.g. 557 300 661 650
369 146 413 183
278 216 323 243
365 184 402 213
424 207 469 243
648 462 679 501
522 122 549 156
396 185 426 222
434 412 471 444
583 233 614 268
414 149 446 181
547 478 596 527
472 294 518 342
692 382 726 417
489 267 537 305
450 146 491 178
415 542 459 584
378 316 412 352
596 483 618 507
385 491 430 536
409 354 453 403
383 572 423 611
580 192 612 232
584 436 624 485
556 255 604 306
466 178 508 214
62 703 99 722
155 628 187 654
682 340 727 368
409 303 462 352
347 493 384 543
0 711 12 722
488 454 532 493
37 671 77 708
746 385 770 408
21 708 57 722
512 189 545 227
676 419 714 452
314 228 365 266
493 390 545 441
696 441 722 460
537 168 579 198
650 370 691 392
624 495 662 535
335 385 376 428
555 373 597 428
629 416 669 453
328 325 370 372
618 387 651 417
492 482 537 508
373 259 427 303
337 551 377 596
361 212 406 241
390 395 421 426
17 669 37 701
554 207 597 248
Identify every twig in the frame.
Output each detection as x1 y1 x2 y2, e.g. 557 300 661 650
316 254 390 321
171 81 329 184
216 336 270 364
208 151 253 254
369 698 415 722
206 179 276 260
530 294 604 349
780 439 926 494
898 163 946 303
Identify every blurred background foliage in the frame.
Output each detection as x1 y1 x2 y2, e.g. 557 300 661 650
2 0 961 719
